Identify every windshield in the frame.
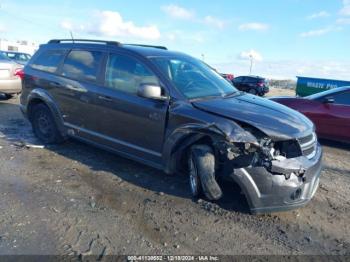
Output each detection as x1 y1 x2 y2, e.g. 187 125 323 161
150 56 238 99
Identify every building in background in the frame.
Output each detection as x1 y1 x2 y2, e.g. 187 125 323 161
0 39 38 55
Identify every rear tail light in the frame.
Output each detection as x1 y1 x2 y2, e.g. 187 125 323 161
14 68 24 79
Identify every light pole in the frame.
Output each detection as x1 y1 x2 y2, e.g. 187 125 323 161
249 54 254 75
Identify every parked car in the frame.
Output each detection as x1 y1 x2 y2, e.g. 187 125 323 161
1 51 32 65
203 63 234 83
20 39 322 214
221 73 234 82
271 86 350 143
233 76 269 96
0 52 23 98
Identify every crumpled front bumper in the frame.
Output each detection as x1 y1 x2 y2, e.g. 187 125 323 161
229 143 323 214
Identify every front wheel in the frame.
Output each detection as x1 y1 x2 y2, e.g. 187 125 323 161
188 145 223 201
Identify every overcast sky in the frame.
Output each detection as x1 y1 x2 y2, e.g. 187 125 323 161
0 0 349 80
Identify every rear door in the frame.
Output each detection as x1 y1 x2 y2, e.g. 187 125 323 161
233 77 244 90
51 49 105 133
94 52 169 165
244 77 257 92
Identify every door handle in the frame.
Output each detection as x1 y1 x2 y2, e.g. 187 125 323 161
49 81 61 87
98 95 113 102
66 84 80 91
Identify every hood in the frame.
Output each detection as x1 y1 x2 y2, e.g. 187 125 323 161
192 94 314 141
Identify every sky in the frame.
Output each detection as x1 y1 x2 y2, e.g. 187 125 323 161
0 0 349 80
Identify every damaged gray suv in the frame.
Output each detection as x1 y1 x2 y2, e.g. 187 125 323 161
20 39 323 214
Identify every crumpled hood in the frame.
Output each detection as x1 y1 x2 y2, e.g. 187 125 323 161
192 94 314 141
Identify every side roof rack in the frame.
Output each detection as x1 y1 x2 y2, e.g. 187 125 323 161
48 39 121 46
125 44 167 50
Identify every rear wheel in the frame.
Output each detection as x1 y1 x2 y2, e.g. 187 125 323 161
0 93 13 100
188 145 223 201
248 89 257 95
31 104 63 144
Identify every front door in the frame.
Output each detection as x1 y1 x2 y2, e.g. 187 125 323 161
309 91 350 141
95 52 169 165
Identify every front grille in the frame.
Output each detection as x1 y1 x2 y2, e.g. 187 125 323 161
298 132 317 160
299 133 314 145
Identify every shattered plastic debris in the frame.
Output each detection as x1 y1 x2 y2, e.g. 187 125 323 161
25 144 45 149
12 141 45 149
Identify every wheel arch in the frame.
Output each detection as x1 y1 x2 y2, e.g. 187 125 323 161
26 88 67 137
163 125 222 175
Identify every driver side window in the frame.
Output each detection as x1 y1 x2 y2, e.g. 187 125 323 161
105 53 159 95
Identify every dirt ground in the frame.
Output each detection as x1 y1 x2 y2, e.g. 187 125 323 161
266 87 295 97
0 90 349 256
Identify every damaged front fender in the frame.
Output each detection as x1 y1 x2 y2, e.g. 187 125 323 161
162 120 259 174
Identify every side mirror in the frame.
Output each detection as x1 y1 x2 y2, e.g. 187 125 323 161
137 84 168 101
323 97 335 104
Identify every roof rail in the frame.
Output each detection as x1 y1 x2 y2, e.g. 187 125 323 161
48 39 121 46
125 44 167 50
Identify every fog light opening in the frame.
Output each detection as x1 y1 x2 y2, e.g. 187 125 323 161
291 188 302 201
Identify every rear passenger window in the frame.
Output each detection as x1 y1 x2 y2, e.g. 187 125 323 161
61 50 103 83
105 54 159 95
30 50 66 73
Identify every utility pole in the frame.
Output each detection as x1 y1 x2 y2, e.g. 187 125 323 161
70 31 75 43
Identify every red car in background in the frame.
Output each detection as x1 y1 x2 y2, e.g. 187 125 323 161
271 86 350 143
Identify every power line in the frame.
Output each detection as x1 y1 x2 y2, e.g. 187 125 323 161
0 4 62 34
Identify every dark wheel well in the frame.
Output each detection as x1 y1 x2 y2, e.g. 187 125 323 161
177 135 216 174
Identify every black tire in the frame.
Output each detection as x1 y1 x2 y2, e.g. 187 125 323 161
248 89 257 95
189 145 223 201
0 93 12 100
31 103 63 144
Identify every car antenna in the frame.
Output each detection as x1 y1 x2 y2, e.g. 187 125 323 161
69 31 75 43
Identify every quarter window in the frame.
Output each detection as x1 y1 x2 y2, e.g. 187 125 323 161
105 54 159 95
30 50 66 73
61 50 103 83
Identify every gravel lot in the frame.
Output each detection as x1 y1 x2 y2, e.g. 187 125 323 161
0 90 349 256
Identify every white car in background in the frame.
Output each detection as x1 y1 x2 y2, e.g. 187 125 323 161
1 51 32 65
0 52 23 99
